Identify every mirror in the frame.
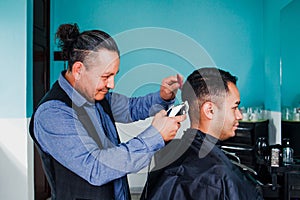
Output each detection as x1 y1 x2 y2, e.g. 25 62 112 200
281 0 300 120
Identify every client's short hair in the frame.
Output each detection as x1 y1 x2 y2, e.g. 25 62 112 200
181 67 237 121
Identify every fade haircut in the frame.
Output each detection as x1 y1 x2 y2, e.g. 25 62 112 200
181 67 237 121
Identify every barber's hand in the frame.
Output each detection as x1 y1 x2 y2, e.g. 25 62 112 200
160 74 183 101
151 110 186 142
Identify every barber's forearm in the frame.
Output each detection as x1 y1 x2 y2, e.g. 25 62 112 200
125 91 175 119
111 92 174 122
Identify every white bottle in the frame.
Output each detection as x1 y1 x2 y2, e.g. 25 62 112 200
282 138 294 166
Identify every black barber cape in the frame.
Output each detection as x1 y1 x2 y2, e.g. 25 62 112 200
141 128 263 200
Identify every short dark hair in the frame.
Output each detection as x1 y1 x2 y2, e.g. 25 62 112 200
181 67 237 119
55 23 119 70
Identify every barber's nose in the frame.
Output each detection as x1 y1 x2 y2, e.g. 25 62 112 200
107 77 115 89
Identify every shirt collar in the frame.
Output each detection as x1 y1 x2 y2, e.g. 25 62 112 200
58 71 92 107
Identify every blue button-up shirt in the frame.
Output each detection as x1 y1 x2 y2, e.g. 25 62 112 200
33 72 174 199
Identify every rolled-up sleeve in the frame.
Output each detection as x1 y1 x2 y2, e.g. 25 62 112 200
110 91 174 123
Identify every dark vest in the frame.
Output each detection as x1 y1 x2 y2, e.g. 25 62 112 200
29 81 116 200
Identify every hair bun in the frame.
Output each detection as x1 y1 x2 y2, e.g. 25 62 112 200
56 23 80 42
55 23 80 59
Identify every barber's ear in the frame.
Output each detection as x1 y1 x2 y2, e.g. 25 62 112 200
202 102 214 119
72 61 84 80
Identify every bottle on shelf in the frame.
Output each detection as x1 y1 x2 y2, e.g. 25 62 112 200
282 138 294 166
255 137 269 164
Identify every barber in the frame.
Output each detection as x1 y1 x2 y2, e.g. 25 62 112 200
29 23 186 200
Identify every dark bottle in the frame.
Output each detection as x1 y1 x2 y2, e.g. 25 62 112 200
282 138 294 166
255 137 269 164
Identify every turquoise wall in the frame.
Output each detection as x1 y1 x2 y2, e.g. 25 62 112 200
50 0 265 108
281 0 300 107
0 0 27 118
263 0 282 113
27 0 33 117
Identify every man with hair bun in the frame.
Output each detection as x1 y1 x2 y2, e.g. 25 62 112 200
141 67 263 200
29 23 186 200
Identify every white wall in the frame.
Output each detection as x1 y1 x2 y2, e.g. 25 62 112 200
0 119 33 200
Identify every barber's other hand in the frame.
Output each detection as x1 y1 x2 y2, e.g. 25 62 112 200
160 74 183 101
151 110 186 142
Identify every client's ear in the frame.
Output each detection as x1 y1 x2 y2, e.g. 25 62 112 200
202 101 214 119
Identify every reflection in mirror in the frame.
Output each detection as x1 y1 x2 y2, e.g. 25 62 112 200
281 0 300 121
